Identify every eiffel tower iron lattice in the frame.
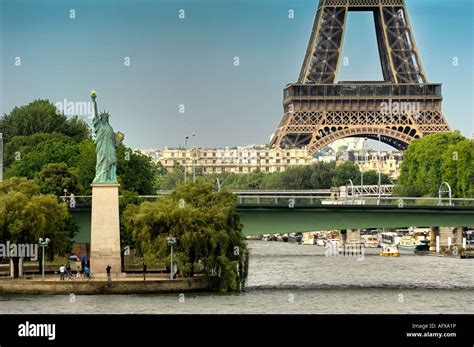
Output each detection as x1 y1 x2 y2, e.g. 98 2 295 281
270 0 450 154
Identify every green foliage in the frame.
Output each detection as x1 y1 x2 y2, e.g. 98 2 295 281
396 132 472 197
0 178 71 276
154 160 392 191
0 99 90 143
441 139 474 198
117 145 156 195
331 161 360 187
73 140 97 195
5 134 81 179
123 181 249 292
34 163 81 196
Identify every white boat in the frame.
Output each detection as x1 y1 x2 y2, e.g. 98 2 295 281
380 245 400 257
379 232 399 246
361 235 379 248
398 235 417 254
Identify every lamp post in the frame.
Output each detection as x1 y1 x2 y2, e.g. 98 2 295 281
184 136 189 183
360 138 368 201
38 238 50 279
167 237 176 280
191 133 196 183
377 133 382 205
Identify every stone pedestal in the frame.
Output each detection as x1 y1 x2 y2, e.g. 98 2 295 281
90 183 122 276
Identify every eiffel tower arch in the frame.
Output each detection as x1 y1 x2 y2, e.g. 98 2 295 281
270 0 450 155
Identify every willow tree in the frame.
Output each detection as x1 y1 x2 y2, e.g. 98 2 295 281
0 177 69 277
123 181 249 292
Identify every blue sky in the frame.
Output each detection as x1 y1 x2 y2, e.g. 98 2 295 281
1 0 473 149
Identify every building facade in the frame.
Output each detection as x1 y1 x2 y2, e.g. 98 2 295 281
155 145 315 174
351 151 403 179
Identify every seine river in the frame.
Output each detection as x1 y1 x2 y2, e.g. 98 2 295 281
1 241 473 314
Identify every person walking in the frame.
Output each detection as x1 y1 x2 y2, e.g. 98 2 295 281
106 265 112 282
81 255 86 274
84 266 90 280
66 262 72 279
59 265 65 281
143 262 147 281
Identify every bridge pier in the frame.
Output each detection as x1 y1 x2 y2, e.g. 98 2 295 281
339 229 363 256
429 226 463 252
341 229 361 244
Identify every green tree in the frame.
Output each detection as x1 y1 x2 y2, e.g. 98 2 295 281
332 161 360 187
74 140 97 195
357 170 392 185
5 135 81 179
310 162 336 188
397 132 468 197
441 139 474 198
123 181 249 292
117 145 157 195
0 178 69 277
34 163 81 196
0 99 90 144
119 190 142 271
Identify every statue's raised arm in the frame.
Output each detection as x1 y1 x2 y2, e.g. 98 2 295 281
91 90 100 126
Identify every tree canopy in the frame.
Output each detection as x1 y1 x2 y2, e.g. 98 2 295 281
0 178 71 277
395 132 473 198
0 99 90 143
123 181 249 292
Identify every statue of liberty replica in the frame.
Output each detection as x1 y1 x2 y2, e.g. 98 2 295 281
91 90 124 183
89 90 124 278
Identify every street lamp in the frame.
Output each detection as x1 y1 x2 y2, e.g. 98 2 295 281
167 237 176 280
377 133 382 205
191 133 196 183
38 238 50 279
360 138 368 201
184 136 189 183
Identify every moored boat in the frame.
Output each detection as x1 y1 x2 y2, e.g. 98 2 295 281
379 245 400 257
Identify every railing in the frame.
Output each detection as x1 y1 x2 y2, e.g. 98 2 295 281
284 83 442 99
341 185 394 197
66 195 474 208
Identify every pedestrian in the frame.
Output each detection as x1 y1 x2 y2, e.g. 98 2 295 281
84 266 90 280
143 262 147 281
81 255 86 273
106 265 111 282
66 262 71 278
59 264 65 281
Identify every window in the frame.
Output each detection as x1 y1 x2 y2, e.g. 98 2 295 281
276 159 280 164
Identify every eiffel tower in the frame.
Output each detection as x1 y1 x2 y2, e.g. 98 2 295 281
270 0 450 154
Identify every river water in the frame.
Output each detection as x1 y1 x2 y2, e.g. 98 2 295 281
1 241 473 314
